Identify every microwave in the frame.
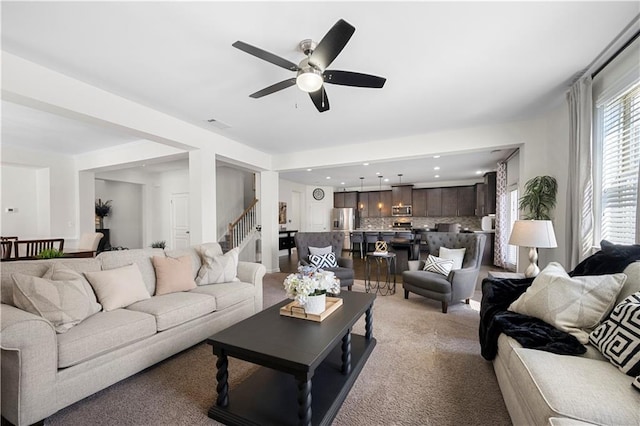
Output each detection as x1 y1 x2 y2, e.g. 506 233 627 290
392 205 412 216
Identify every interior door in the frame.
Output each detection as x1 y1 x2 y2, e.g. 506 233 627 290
170 192 190 249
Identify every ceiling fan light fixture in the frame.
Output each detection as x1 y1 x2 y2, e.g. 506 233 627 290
296 67 323 92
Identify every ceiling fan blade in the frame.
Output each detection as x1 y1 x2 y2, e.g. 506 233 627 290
249 78 297 98
308 19 355 70
309 86 330 112
323 70 387 88
232 41 300 72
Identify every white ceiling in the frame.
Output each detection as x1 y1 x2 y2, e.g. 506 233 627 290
1 1 638 186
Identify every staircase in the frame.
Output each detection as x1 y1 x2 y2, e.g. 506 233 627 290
222 199 259 255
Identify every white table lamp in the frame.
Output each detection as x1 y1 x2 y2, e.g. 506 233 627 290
508 220 557 278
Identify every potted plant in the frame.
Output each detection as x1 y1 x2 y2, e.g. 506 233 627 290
37 248 64 259
283 265 341 314
150 241 166 249
518 176 557 220
95 199 112 229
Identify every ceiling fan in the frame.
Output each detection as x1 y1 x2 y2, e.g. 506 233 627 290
232 19 386 113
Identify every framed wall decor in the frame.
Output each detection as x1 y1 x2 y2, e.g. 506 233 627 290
279 202 287 225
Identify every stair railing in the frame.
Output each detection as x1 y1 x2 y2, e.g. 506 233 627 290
227 199 258 249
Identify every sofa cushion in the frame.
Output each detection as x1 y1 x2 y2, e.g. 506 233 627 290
57 309 156 368
196 247 239 285
43 263 102 314
151 255 196 295
589 292 640 376
11 273 97 333
509 262 626 344
97 248 165 295
0 258 101 305
125 292 216 331
403 270 451 292
84 264 151 311
509 344 639 425
190 281 255 310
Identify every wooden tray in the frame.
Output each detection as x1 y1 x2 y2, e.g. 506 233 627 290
279 297 343 322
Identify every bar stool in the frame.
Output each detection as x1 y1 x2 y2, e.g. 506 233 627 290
350 231 364 258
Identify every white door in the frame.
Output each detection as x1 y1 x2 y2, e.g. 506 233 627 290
170 193 190 249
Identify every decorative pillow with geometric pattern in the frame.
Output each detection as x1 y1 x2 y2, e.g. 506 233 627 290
309 252 338 269
633 375 640 392
423 255 454 276
589 292 640 376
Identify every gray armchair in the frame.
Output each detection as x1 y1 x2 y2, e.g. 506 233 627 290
402 232 486 313
294 232 354 290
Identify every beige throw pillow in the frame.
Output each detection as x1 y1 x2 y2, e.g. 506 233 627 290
618 261 640 306
196 247 239 285
12 273 96 333
152 255 197 295
439 247 466 270
508 262 626 344
43 263 102 315
84 264 151 311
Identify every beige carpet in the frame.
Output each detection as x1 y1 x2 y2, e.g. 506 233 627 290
46 273 510 425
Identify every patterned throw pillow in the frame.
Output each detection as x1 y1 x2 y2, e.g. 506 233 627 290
508 262 626 344
423 255 454 276
633 376 640 392
589 292 640 376
196 247 239 285
309 252 338 269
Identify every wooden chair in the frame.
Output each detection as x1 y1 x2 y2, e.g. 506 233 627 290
1 241 13 260
13 239 65 259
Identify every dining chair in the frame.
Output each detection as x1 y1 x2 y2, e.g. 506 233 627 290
1 241 13 260
77 232 104 252
13 238 65 259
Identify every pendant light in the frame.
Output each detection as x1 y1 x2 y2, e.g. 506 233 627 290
378 175 383 214
359 177 364 210
397 174 403 206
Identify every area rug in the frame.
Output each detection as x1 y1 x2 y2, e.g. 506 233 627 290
46 273 510 425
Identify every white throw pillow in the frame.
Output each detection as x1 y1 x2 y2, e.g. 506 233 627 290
309 246 332 255
508 262 626 344
12 273 97 333
423 255 454 276
84 264 151 311
439 247 466 270
196 247 239 285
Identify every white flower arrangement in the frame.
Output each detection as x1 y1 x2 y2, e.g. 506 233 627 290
283 265 341 305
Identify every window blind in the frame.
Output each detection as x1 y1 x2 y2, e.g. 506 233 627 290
600 83 640 244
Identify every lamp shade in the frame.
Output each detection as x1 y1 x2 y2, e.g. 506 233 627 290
508 220 557 248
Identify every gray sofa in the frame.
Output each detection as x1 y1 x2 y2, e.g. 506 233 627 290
402 232 485 312
0 243 266 426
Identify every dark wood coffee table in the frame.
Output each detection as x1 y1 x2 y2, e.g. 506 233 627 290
206 291 376 426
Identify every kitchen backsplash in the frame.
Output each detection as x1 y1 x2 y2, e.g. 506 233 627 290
360 216 482 230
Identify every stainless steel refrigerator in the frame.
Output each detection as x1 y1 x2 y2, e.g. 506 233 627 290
331 208 355 252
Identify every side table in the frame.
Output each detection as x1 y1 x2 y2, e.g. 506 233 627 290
365 252 396 295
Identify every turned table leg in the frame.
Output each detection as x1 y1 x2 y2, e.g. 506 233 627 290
341 329 352 375
365 305 373 341
215 351 229 407
297 376 312 426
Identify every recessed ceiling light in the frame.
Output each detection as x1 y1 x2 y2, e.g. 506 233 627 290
384 178 389 182
341 182 345 185
434 166 440 170
326 176 331 180
376 172 381 175
307 168 312 172
434 155 441 158
434 175 440 178
363 163 369 166
475 170 482 175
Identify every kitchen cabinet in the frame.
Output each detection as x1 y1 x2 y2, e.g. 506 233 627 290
484 172 497 215
412 189 427 217
441 186 475 217
475 183 486 217
358 192 369 218
333 191 358 209
426 188 442 217
392 185 413 206
380 191 392 216
367 191 380 217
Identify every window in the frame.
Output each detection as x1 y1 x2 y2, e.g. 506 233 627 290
596 82 640 244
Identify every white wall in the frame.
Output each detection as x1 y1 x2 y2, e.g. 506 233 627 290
1 164 40 238
217 165 253 240
95 179 143 249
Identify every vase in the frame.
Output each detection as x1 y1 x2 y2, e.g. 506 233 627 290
303 293 326 315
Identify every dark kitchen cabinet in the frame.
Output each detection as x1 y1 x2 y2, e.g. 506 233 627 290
475 183 486 217
412 189 427 217
484 172 497 215
441 186 475 217
426 188 442 217
367 191 380 217
392 185 413 206
380 191 392 216
334 191 358 209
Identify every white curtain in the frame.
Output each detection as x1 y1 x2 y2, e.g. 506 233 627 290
566 76 594 269
494 162 508 268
